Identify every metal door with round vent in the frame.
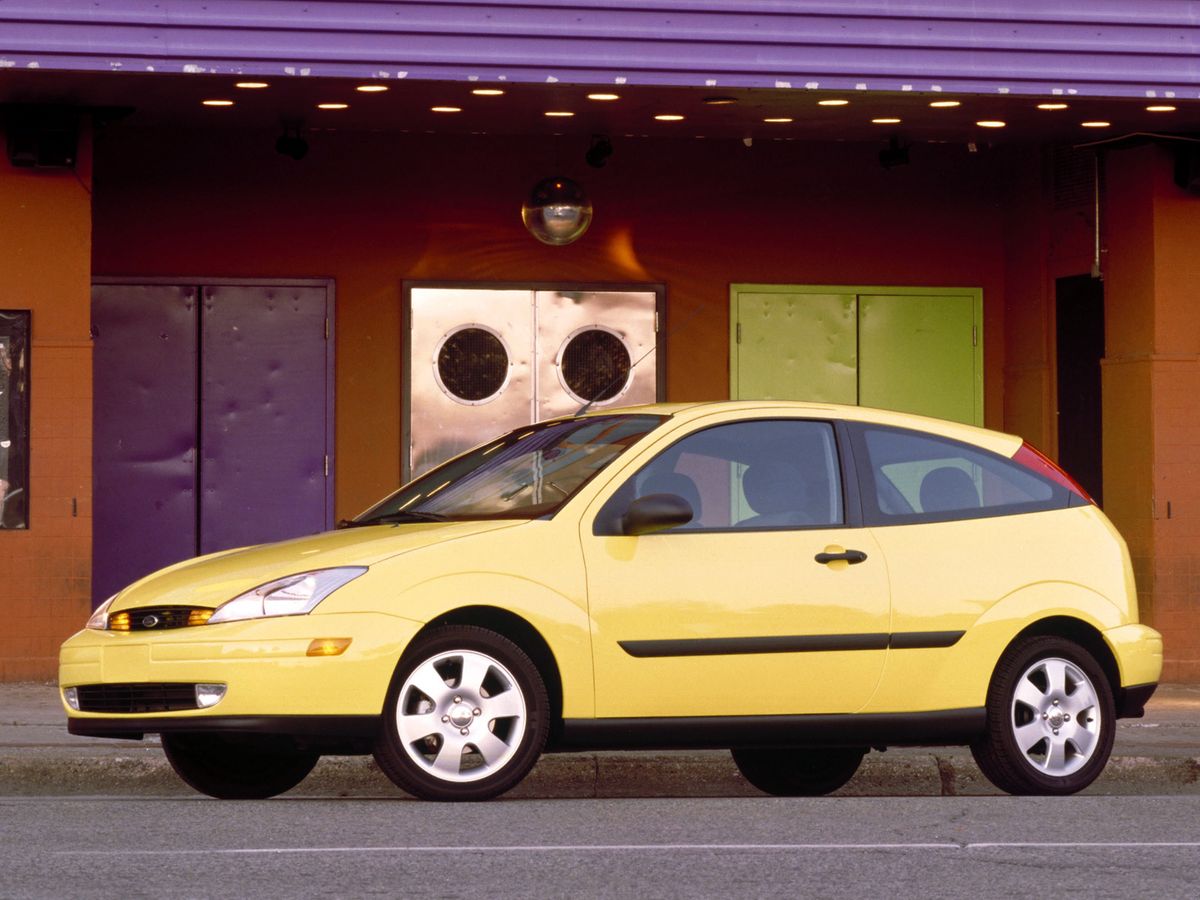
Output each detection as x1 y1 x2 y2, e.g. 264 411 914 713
407 285 662 478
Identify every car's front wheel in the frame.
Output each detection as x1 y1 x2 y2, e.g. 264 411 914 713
161 733 319 799
373 625 549 801
971 635 1116 795
731 746 866 796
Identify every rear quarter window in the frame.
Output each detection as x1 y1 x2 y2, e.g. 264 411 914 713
850 424 1071 526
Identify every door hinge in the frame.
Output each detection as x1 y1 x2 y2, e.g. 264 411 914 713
972 325 977 347
325 318 330 340
736 322 743 344
654 310 660 332
324 455 329 477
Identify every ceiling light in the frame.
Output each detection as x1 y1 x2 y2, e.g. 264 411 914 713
818 99 850 107
1037 103 1069 110
588 93 620 101
976 120 1006 128
235 82 268 90
356 85 388 93
763 117 793 123
472 88 505 96
317 103 349 110
654 114 685 121
202 100 234 107
545 111 575 117
871 117 901 124
930 100 961 108
1146 105 1177 112
703 97 738 105
1081 121 1111 128
432 106 462 113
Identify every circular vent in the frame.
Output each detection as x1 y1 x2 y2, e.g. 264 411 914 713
560 329 632 403
436 327 509 403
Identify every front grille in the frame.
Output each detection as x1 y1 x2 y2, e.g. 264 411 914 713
109 607 212 631
76 683 199 713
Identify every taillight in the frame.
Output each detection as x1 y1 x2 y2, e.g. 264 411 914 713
1013 441 1095 505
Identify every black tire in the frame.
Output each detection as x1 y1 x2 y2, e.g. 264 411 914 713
373 625 550 801
971 635 1116 796
161 733 319 799
731 746 866 796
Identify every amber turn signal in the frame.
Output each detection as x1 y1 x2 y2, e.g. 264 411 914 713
306 638 352 657
108 611 131 631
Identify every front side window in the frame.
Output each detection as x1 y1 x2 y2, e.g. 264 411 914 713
353 414 664 524
597 419 843 534
852 425 1069 525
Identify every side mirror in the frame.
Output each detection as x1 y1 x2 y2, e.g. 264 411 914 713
621 493 694 536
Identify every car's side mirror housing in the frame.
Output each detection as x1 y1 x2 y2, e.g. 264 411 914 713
621 493 694 536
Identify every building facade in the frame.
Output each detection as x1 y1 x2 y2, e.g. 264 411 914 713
1 1 1199 678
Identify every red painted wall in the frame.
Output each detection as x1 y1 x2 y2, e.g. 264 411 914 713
92 128 1012 520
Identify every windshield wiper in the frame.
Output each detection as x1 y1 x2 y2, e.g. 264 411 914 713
345 511 451 527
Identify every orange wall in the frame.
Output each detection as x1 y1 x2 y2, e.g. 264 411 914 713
92 128 1014 519
0 127 93 679
1103 144 1200 680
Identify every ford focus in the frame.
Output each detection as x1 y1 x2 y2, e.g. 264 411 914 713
60 402 1163 800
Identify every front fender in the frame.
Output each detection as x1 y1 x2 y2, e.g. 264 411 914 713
392 572 595 719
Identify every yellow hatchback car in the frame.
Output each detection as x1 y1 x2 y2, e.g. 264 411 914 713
61 402 1162 801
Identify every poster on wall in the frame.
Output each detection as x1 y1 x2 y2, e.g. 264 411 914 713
0 310 29 529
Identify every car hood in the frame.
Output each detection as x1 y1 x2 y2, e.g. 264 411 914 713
107 520 525 611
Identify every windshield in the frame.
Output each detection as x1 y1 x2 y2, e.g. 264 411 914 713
352 414 666 525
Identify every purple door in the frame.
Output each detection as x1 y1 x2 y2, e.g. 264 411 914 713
91 280 333 605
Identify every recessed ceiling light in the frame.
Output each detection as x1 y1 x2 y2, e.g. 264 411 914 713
930 100 961 108
976 120 1006 128
1081 120 1111 128
655 114 685 121
356 85 388 93
871 117 901 124
472 88 505 96
431 106 462 113
763 117 793 123
588 93 620 101
818 99 850 107
1037 103 1069 110
545 111 575 117
202 99 234 107
317 103 349 110
703 97 738 105
234 82 268 90
1146 105 1177 112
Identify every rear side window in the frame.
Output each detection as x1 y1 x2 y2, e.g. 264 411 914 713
851 425 1070 525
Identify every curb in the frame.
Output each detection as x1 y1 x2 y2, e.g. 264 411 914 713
3 751 1198 798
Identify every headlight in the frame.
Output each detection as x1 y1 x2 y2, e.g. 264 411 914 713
208 567 367 624
86 595 117 630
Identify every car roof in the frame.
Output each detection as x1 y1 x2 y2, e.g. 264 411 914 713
584 400 1022 457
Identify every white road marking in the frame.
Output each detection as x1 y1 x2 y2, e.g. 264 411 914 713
57 842 1200 856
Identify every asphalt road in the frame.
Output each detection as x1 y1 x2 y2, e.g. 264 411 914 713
5 795 1199 898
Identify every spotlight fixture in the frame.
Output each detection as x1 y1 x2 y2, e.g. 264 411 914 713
872 117 901 124
1147 105 1177 112
1081 121 1111 128
275 121 308 160
763 117 793 123
703 97 738 105
202 99 234 107
235 82 269 90
818 99 850 107
1037 103 1069 110
588 93 620 101
879 134 910 169
654 114 684 121
356 84 388 93
431 106 462 113
472 88 505 96
976 120 1006 128
585 134 614 169
930 100 961 108
545 111 575 117
316 103 348 110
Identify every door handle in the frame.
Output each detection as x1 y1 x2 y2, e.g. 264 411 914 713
814 549 868 565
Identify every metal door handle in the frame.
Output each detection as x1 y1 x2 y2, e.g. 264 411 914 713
814 550 868 565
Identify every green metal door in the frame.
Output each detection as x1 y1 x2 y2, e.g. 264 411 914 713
731 285 982 426
734 291 857 404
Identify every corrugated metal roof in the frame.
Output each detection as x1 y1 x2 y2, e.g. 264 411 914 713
0 1 1198 99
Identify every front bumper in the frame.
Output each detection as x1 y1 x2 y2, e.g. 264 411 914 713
59 611 419 732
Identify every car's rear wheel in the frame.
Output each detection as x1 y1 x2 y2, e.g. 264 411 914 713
373 625 549 801
971 635 1115 796
731 746 866 796
161 733 319 799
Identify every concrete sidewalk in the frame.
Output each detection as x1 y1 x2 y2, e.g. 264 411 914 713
3 682 1198 798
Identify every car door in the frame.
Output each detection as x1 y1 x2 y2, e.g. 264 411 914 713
579 413 890 719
